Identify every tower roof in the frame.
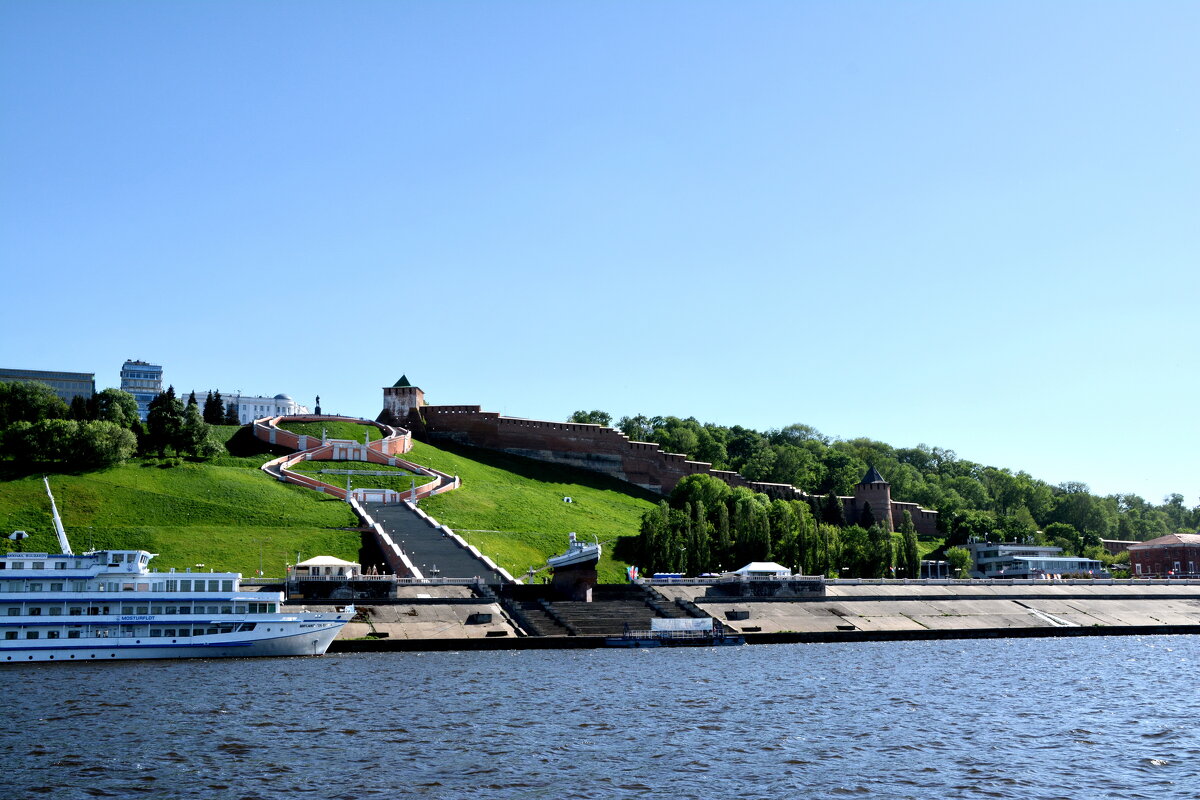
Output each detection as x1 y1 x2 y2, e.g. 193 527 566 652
392 375 412 388
859 465 888 485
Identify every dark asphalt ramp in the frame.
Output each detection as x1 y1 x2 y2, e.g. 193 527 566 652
365 502 504 583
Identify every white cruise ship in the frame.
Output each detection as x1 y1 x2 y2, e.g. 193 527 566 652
0 480 353 664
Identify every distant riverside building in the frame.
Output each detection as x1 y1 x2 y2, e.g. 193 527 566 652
1128 534 1200 578
0 367 95 405
225 393 310 425
965 540 1108 579
120 359 163 420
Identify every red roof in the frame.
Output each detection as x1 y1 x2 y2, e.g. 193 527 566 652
1128 533 1200 549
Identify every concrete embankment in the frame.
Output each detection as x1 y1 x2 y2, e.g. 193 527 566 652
324 582 1200 653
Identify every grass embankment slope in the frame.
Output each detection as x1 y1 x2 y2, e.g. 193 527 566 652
399 441 658 583
0 426 360 578
280 420 379 442
286 460 435 493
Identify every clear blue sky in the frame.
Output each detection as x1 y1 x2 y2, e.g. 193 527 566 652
2 2 1196 504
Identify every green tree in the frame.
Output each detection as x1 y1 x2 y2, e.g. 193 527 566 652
94 388 140 429
859 501 876 529
868 523 893 578
0 381 69 427
69 395 90 420
899 510 919 579
714 502 732 570
567 410 612 426
838 526 871 577
76 421 137 467
178 402 211 456
203 391 225 425
223 401 240 426
146 386 185 456
821 491 846 527
945 546 973 578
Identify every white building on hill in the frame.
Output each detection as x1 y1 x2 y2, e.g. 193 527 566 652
224 393 310 424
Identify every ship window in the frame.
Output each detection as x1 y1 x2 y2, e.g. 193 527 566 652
50 583 63 592
207 606 219 614
136 606 148 615
177 629 189 637
67 630 80 639
32 562 44 570
221 606 232 615
122 583 135 592
29 583 42 592
235 605 246 614
166 580 177 592
47 631 59 639
164 606 176 615
6 608 16 616
179 580 190 592
69 608 82 615
71 581 86 591
209 580 220 592
162 629 175 637
206 627 218 635
151 606 162 614
0 563 5 570
221 580 233 592
25 631 38 639
239 623 256 632
149 629 162 637
3 631 14 639
10 563 22 570
48 607 61 615
55 562 66 570
121 606 135 615
29 607 41 616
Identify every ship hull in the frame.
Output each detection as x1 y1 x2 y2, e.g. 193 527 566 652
1 622 346 664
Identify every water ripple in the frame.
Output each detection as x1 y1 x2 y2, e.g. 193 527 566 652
3 636 1200 799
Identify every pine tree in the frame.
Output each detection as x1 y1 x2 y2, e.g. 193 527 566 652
179 402 209 456
822 491 846 527
223 401 240 426
203 391 223 425
146 386 185 456
69 395 89 421
715 502 732 571
868 523 893 578
859 501 876 529
186 390 198 409
900 510 920 578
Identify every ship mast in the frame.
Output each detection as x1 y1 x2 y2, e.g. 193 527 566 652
43 476 73 555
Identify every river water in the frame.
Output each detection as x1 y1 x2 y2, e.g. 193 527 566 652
4 636 1198 799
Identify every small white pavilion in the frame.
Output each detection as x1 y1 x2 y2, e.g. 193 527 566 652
290 556 361 579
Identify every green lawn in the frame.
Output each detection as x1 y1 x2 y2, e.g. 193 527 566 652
400 440 658 583
0 427 659 584
287 460 435 492
0 458 360 578
276 420 379 442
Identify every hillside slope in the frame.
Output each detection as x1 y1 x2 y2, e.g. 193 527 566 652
0 428 656 583
394 441 657 583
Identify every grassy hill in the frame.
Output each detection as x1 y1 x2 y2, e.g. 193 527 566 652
278 420 379 442
0 426 655 583
0 427 360 578
398 440 657 583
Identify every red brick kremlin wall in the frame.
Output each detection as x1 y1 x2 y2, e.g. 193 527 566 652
418 404 939 536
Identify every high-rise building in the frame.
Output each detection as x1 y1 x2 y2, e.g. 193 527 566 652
0 368 95 405
120 359 163 420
